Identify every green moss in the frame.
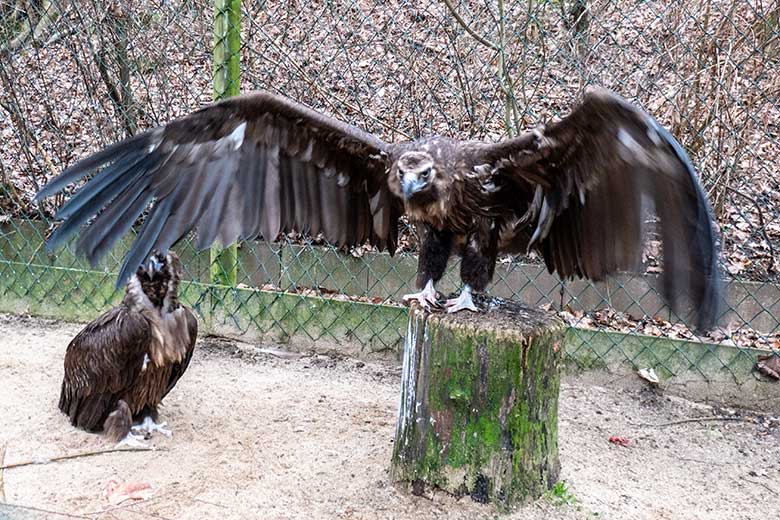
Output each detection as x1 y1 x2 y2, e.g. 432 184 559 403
448 388 469 402
545 480 578 506
392 309 563 508
470 416 501 450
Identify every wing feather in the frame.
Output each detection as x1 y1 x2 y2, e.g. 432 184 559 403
36 91 400 286
481 87 722 330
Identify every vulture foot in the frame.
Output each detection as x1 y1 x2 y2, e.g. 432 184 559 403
445 286 478 313
132 416 172 438
402 279 440 310
116 432 148 448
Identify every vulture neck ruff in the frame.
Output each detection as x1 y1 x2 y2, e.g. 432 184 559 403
126 274 190 367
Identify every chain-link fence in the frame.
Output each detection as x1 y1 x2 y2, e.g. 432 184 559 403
1 0 779 382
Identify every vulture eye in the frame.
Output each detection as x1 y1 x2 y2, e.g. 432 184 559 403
421 168 431 179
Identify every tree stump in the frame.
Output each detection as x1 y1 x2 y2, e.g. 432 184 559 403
390 297 564 508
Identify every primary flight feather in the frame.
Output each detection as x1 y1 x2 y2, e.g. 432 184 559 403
36 87 722 330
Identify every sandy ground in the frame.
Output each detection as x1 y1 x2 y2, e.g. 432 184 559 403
0 314 778 520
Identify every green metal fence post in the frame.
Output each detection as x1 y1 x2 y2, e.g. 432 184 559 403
210 0 241 286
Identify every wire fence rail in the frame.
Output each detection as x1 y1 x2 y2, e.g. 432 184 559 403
1 0 779 383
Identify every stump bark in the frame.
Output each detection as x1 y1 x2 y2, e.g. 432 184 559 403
390 298 564 508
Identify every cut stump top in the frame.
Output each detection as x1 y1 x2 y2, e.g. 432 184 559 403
412 295 565 341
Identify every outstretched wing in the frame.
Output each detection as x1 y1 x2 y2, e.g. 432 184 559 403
36 92 401 286
59 306 150 430
479 87 722 330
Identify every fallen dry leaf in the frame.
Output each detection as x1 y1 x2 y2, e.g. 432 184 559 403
637 368 660 385
756 354 780 380
105 479 154 506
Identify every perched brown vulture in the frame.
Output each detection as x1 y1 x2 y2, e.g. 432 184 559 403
36 87 721 330
59 251 197 445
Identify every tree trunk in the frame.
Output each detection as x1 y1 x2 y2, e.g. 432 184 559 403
209 0 241 287
391 298 564 508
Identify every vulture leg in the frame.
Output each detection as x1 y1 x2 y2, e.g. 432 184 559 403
402 226 453 309
446 226 498 313
135 404 159 422
132 416 173 438
103 399 133 443
105 400 149 446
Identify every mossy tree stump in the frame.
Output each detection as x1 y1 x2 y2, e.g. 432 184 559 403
390 298 564 508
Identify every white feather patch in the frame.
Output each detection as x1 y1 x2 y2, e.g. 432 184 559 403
223 121 247 151
647 125 662 146
146 129 163 153
617 128 648 164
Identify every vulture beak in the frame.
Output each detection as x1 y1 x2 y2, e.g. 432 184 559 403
145 256 163 277
401 173 428 199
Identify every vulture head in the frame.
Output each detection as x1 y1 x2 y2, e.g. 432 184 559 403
392 151 440 204
134 250 182 310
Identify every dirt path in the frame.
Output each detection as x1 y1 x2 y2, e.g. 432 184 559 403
0 314 777 520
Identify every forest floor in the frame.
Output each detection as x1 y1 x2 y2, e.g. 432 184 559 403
0 314 778 520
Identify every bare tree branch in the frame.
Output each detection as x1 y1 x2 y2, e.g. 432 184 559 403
440 0 499 51
728 186 777 274
92 2 137 136
0 0 60 56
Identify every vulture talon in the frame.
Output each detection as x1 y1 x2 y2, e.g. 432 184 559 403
116 432 148 449
444 286 479 314
132 417 172 438
402 279 440 310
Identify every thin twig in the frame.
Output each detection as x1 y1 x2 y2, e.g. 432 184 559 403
496 0 518 136
0 446 161 471
440 0 499 51
676 456 739 466
0 445 6 502
635 416 746 427
741 476 778 495
253 32 410 140
727 186 777 273
192 497 230 509
90 489 176 519
42 19 80 47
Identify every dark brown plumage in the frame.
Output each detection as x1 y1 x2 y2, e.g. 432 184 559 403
59 251 197 444
36 87 722 330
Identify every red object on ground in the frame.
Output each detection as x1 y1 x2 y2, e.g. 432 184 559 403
608 435 631 447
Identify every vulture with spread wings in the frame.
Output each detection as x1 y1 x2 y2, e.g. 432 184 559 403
36 87 722 330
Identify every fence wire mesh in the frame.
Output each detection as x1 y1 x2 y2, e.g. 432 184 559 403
1 0 779 382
